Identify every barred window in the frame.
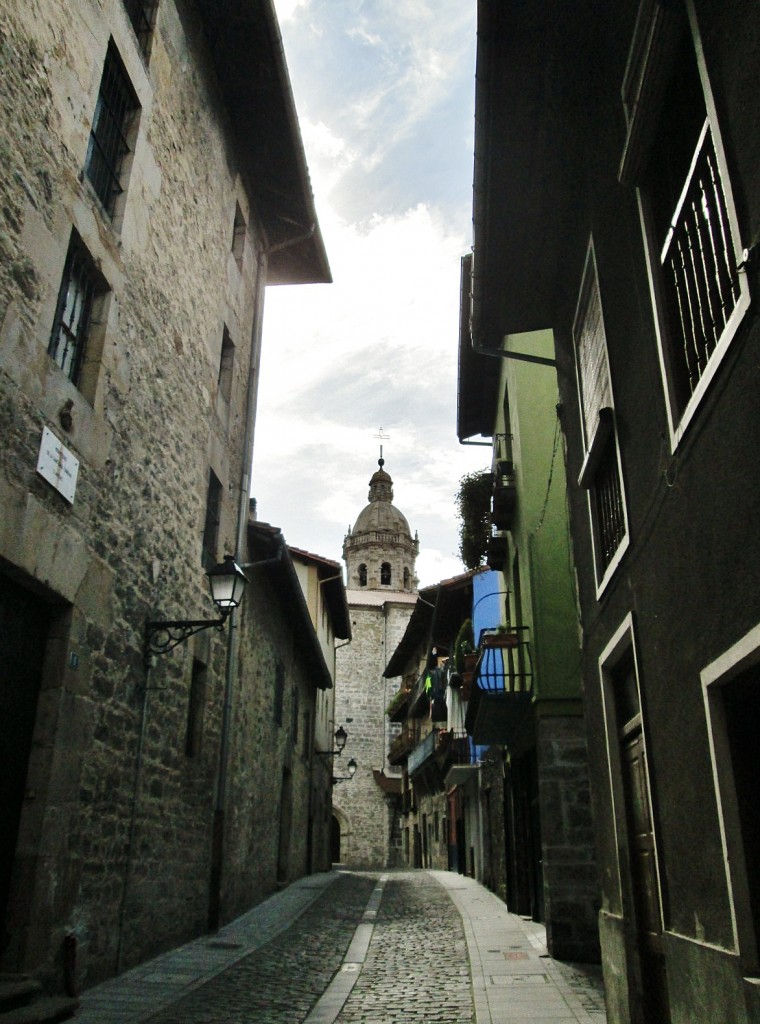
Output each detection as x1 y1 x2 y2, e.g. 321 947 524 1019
48 232 106 386
85 40 140 218
122 0 158 60
622 0 749 444
574 244 628 591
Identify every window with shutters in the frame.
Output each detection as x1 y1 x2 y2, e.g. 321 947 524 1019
84 40 141 221
573 242 628 593
620 0 750 450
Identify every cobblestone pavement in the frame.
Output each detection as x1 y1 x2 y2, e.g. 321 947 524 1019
76 869 607 1024
144 872 377 1024
335 873 473 1024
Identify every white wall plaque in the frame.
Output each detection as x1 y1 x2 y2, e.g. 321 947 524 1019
37 426 79 504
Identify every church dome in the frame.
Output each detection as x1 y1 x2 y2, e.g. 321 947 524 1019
343 458 419 593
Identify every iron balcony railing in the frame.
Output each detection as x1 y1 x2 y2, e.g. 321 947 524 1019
408 730 437 775
474 627 533 696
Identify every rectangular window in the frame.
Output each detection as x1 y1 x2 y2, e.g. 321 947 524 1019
621 0 750 447
218 326 235 404
85 40 140 218
232 203 246 271
201 470 223 570
122 0 158 61
574 243 628 591
48 231 107 387
186 659 206 758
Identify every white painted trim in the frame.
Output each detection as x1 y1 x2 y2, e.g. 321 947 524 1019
598 614 666 931
572 239 631 598
700 622 760 967
637 2 751 454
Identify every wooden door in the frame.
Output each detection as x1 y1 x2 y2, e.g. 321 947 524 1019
621 727 670 1023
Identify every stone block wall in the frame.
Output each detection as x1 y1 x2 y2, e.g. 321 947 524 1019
0 0 312 994
333 598 415 868
537 716 601 963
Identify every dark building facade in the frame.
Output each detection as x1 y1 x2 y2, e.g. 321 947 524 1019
466 1 760 1022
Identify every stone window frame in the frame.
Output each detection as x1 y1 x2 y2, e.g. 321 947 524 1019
121 0 159 63
47 229 110 401
201 469 223 570
84 38 142 224
217 325 235 405
620 0 750 452
380 561 392 586
232 202 247 272
701 621 760 973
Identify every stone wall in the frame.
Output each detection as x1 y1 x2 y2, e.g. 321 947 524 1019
537 716 601 963
0 0 316 994
333 598 415 868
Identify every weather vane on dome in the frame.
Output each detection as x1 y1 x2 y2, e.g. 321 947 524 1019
373 426 390 464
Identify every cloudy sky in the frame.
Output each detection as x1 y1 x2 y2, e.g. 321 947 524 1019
250 0 488 587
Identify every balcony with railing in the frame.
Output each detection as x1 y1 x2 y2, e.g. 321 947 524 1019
438 729 481 787
408 729 437 776
388 727 415 766
465 627 533 746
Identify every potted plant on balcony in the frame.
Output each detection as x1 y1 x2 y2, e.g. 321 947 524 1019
481 624 519 648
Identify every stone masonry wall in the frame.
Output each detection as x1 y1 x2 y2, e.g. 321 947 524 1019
0 0 278 992
537 716 601 963
333 599 414 868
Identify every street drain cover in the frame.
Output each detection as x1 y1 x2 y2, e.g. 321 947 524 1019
207 941 243 950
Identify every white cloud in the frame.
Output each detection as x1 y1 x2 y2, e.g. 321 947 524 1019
251 1 482 587
272 0 310 22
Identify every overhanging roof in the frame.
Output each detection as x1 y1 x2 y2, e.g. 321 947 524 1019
457 252 499 442
471 0 591 346
383 568 489 678
195 0 331 284
247 522 334 689
288 545 351 640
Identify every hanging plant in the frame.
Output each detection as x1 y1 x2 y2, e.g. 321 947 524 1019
455 469 493 569
453 618 475 673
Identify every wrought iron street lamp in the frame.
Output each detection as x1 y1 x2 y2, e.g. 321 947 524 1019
333 757 357 785
316 725 349 759
145 555 248 659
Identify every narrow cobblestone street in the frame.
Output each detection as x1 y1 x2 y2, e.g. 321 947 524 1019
74 870 606 1024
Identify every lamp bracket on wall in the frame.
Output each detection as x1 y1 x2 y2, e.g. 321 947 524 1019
145 617 227 657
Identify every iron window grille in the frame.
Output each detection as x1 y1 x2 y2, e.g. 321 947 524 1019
85 40 140 218
658 121 743 417
122 0 157 60
574 244 628 588
592 432 626 574
623 1 750 443
48 233 104 385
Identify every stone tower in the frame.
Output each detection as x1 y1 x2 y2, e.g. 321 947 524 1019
333 458 419 867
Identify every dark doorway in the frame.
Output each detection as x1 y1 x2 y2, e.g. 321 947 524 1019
0 573 51 945
614 652 670 1024
330 815 341 863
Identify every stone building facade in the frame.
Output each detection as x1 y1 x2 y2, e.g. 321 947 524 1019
332 460 418 868
0 0 329 995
